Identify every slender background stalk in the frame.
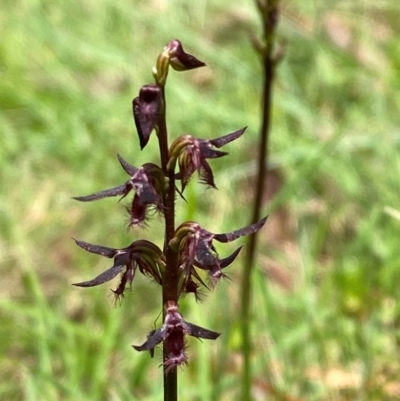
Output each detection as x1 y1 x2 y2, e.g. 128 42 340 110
241 1 279 399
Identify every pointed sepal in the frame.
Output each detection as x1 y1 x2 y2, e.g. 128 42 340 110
133 84 162 150
214 216 268 243
117 153 138 176
73 184 128 202
73 264 125 287
186 322 220 340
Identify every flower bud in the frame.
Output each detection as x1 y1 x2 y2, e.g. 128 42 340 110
166 39 206 72
153 40 206 86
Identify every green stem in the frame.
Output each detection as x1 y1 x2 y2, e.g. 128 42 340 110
241 2 278 400
158 87 179 401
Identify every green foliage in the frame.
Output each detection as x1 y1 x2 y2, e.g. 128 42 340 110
1 0 399 399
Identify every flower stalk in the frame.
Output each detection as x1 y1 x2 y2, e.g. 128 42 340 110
72 39 267 401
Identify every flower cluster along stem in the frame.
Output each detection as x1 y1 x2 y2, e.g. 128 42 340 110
156 87 178 301
157 87 179 400
72 39 267 401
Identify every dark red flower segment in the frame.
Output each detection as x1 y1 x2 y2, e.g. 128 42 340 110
168 127 247 191
72 239 165 298
73 154 165 226
170 216 268 292
133 301 220 372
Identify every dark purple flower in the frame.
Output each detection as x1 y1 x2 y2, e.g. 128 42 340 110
73 155 165 226
133 301 220 372
170 216 267 292
168 127 246 191
72 239 165 300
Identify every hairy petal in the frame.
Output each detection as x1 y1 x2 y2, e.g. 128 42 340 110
112 270 129 304
164 330 188 373
184 279 206 302
127 194 147 227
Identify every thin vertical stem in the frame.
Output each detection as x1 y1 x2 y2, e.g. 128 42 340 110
241 2 279 400
157 87 179 401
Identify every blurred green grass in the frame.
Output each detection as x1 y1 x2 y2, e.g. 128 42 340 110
1 0 400 400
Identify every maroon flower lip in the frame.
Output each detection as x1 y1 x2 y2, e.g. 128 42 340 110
133 301 220 372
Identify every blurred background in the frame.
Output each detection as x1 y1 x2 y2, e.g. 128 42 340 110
1 0 399 400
